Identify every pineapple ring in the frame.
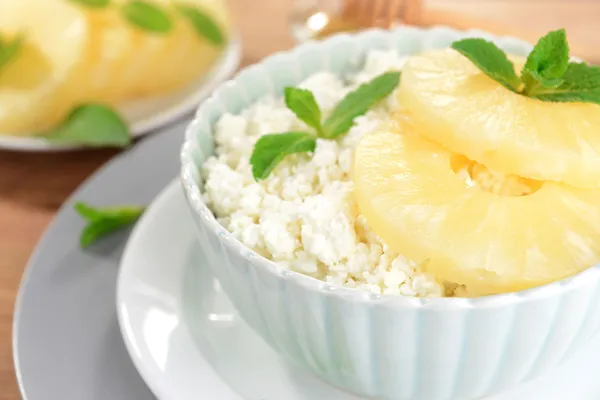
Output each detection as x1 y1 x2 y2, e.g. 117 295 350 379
0 0 87 134
353 123 600 296
398 49 600 189
0 0 230 135
69 0 230 105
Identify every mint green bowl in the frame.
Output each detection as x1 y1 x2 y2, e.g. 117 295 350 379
180 26 600 400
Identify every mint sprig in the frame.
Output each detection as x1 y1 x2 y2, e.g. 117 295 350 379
175 4 226 45
122 0 173 33
451 29 600 105
284 87 322 133
452 38 522 93
531 62 600 103
69 0 225 44
0 34 24 72
250 71 401 180
44 104 131 148
521 29 569 92
322 71 401 137
251 132 317 180
75 202 145 248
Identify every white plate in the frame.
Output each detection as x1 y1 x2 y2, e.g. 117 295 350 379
0 36 241 152
117 180 600 400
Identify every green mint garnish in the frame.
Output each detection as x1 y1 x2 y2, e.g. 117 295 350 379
251 132 316 180
451 38 522 93
175 4 225 45
452 29 600 105
0 34 24 72
75 202 145 248
284 87 323 134
530 62 600 103
68 1 224 44
122 0 173 34
250 71 401 180
68 0 111 8
44 104 131 148
521 29 569 93
322 71 401 138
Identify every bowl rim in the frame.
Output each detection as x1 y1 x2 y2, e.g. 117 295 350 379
180 25 600 310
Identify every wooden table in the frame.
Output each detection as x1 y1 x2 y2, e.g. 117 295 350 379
1 1 598 399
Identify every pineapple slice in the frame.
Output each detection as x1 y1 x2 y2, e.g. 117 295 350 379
1 0 230 135
128 0 230 98
68 5 137 103
69 0 230 104
398 49 600 189
353 122 600 296
0 0 87 134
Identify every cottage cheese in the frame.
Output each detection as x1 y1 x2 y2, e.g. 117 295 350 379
202 50 444 297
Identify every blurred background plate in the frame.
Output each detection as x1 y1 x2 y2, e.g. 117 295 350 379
0 35 241 153
12 121 185 400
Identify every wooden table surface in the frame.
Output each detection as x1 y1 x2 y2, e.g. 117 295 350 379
1 1 598 399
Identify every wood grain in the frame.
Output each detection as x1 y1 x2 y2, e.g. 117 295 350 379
0 1 598 399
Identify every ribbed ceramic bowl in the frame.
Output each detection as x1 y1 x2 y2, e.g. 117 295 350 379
180 26 600 400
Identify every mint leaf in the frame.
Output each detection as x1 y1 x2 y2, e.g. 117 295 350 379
249 73 401 180
75 202 145 248
452 38 522 93
45 104 131 148
529 62 600 104
322 71 401 138
74 202 105 220
284 87 322 133
522 29 569 93
175 4 225 45
452 29 600 104
68 0 111 8
122 1 172 33
250 132 316 180
0 34 24 72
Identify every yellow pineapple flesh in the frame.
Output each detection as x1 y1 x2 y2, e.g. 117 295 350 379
398 49 600 189
69 0 230 104
0 0 231 135
0 0 87 134
127 0 231 98
353 122 600 296
0 40 52 90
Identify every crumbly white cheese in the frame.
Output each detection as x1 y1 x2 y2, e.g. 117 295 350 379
202 50 443 297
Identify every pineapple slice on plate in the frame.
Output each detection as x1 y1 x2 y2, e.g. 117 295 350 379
1 0 231 136
0 0 87 135
353 122 600 296
68 5 137 103
124 0 231 97
68 0 230 104
398 49 600 189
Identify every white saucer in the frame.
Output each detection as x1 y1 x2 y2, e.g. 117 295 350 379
117 180 600 400
0 37 241 152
